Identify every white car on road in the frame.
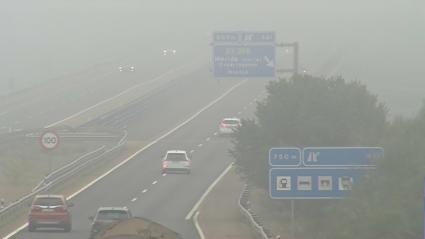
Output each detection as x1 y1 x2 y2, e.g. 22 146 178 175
161 150 191 174
219 118 242 135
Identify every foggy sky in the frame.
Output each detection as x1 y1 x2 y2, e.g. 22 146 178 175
1 0 424 116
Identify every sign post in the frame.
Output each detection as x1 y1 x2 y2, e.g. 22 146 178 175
40 131 60 175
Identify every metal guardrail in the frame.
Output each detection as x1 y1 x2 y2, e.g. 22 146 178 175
31 145 107 192
239 184 272 239
0 130 128 229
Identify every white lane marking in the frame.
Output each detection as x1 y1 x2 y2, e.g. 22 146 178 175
193 211 206 239
131 197 137 202
152 180 158 185
142 189 148 193
3 79 246 239
213 132 218 136
66 80 245 199
44 64 190 128
185 163 233 220
205 137 210 142
189 150 195 154
198 143 203 147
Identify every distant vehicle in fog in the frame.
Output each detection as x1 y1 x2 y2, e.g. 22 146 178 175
118 66 135 72
89 206 132 239
162 49 177 56
161 150 191 174
219 118 242 135
28 194 74 232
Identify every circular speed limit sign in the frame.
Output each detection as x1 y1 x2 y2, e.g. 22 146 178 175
40 131 60 150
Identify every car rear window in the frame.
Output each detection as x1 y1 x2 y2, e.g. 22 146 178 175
165 153 187 161
223 119 240 125
97 210 130 220
33 197 63 206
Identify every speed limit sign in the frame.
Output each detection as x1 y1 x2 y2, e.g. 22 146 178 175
40 131 60 150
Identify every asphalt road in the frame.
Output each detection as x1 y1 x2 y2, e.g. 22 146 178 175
0 50 193 130
10 68 267 239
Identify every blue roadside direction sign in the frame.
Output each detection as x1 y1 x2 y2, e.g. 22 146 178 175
269 168 371 199
213 31 276 78
303 147 384 167
269 148 302 167
268 146 384 199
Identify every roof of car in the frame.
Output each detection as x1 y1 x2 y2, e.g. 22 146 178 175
222 118 241 121
166 150 187 154
98 207 129 212
34 194 64 199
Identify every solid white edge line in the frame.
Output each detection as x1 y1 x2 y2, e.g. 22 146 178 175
193 211 206 239
2 79 245 239
185 162 233 220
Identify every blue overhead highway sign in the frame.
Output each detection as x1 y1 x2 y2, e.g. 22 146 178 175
213 31 276 78
213 31 275 44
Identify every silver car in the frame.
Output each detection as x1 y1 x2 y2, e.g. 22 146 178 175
161 150 191 174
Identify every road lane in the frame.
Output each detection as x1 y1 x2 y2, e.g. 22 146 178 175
11 72 266 239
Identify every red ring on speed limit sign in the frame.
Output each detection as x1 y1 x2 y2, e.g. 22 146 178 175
40 131 60 150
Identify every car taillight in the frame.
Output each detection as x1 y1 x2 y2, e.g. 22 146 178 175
185 161 191 166
31 206 42 212
162 161 168 168
54 206 66 212
220 123 227 128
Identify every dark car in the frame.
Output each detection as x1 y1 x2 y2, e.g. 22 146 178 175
28 194 73 232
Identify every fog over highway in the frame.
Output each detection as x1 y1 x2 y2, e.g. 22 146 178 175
1 0 424 116
0 1 424 239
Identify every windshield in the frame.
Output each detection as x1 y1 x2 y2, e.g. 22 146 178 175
165 153 187 161
2 1 424 239
33 197 63 207
223 120 240 125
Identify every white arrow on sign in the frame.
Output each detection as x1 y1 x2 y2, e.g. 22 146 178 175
264 56 275 68
40 131 60 150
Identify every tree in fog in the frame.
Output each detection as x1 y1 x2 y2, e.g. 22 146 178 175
232 74 387 189
324 101 425 239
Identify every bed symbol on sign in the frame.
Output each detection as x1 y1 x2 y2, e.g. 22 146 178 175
276 176 291 191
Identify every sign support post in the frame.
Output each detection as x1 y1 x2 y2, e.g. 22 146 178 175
291 199 295 239
40 130 60 176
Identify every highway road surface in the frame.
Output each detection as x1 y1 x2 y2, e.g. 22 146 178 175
7 67 267 239
0 50 193 130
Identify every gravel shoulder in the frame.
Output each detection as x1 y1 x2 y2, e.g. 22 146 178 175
198 169 255 239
